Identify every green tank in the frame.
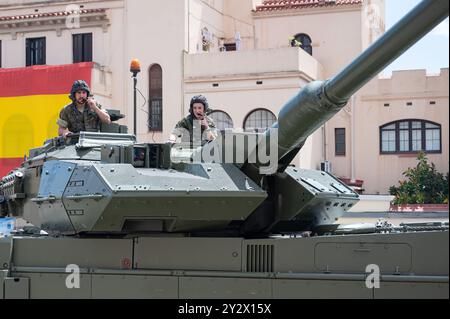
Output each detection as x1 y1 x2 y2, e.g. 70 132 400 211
0 0 448 299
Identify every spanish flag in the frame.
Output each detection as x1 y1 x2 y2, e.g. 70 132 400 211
0 62 93 177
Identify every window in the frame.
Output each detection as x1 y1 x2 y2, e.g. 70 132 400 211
209 110 233 131
73 33 93 63
243 109 276 132
26 37 46 66
335 128 346 156
380 120 441 154
149 64 163 131
224 43 236 51
291 33 312 55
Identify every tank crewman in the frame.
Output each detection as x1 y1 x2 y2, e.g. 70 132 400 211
57 80 111 137
168 95 218 145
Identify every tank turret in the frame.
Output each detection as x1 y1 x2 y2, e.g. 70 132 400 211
1 0 448 237
239 0 449 233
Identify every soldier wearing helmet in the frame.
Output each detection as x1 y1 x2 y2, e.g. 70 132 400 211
57 80 111 137
169 95 217 145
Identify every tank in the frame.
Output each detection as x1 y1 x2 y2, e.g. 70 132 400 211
0 0 448 299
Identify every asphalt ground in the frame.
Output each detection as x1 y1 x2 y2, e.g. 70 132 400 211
339 212 448 225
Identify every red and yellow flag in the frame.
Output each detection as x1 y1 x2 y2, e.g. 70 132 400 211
0 62 93 177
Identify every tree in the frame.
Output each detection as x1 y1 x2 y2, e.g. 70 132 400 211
389 152 449 204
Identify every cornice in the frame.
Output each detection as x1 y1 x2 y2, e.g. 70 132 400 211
0 10 109 38
252 4 362 19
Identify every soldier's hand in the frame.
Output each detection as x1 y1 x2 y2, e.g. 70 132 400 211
200 118 209 128
87 98 97 109
63 131 73 138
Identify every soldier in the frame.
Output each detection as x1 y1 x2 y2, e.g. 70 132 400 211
169 95 218 145
57 80 111 137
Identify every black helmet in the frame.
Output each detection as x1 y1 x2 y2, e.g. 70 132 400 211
69 80 92 101
189 95 209 114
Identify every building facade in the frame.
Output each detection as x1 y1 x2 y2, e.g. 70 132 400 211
333 69 449 194
0 0 448 194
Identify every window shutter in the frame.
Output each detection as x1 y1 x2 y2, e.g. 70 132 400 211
26 39 31 66
41 37 46 65
73 34 82 63
83 33 93 62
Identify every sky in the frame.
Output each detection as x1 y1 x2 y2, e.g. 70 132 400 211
382 0 449 76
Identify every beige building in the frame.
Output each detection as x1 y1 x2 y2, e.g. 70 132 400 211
328 68 449 194
0 0 448 194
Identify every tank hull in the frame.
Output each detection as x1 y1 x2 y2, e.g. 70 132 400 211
1 231 448 299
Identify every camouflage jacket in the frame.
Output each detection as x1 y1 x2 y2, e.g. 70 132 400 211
57 102 105 133
171 114 217 143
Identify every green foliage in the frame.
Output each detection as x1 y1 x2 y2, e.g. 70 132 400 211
389 152 449 204
288 36 302 48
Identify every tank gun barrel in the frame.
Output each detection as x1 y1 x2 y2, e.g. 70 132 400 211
246 0 449 176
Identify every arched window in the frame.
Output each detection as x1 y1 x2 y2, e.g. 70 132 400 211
291 33 312 56
243 109 277 132
380 119 441 154
149 64 163 131
209 110 233 131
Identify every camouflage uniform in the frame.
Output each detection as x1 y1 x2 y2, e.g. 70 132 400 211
172 114 217 144
57 102 104 133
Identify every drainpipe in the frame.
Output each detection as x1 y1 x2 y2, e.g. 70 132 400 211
322 123 327 162
351 94 356 182
188 0 190 53
181 51 186 118
123 1 129 137
183 0 190 118
253 24 257 49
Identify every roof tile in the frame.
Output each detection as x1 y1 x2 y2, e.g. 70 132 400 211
255 0 362 12
0 8 106 22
